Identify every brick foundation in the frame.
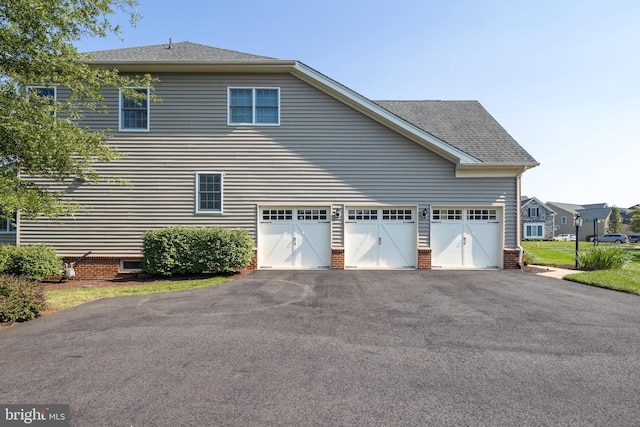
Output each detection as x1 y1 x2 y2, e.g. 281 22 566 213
418 248 432 269
65 251 260 279
503 248 521 269
246 249 258 271
331 248 345 269
63 257 132 279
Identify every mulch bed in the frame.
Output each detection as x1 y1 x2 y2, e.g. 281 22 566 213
39 269 253 292
40 266 548 292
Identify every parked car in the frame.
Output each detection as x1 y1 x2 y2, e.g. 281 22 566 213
628 235 640 243
555 234 576 241
596 234 629 243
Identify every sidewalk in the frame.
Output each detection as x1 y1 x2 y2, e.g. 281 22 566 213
530 265 577 280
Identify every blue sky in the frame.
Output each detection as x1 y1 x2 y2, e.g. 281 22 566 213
76 0 640 209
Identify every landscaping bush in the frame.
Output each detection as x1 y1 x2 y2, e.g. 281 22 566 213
0 245 61 280
0 275 47 323
578 246 631 271
142 226 254 276
522 250 535 266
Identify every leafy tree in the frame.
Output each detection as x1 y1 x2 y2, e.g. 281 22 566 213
630 207 640 233
0 0 154 220
607 206 623 233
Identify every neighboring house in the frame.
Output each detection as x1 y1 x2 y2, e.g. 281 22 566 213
547 202 611 238
18 42 538 277
521 197 556 239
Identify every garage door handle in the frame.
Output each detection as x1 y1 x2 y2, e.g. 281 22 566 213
463 236 467 245
293 237 297 246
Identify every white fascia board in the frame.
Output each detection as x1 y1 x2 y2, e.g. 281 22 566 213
290 62 481 165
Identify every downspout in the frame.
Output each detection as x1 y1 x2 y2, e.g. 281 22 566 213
516 174 524 268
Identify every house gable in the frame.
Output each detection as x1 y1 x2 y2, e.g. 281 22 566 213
521 197 556 239
86 42 538 176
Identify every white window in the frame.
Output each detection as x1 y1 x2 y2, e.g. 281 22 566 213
120 260 142 272
528 207 540 218
228 88 280 125
0 212 16 233
27 86 56 100
27 86 56 115
524 223 544 239
196 173 223 213
561 216 567 225
120 88 149 131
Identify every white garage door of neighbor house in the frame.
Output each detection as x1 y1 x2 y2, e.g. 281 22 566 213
258 208 331 269
430 208 502 269
345 208 416 269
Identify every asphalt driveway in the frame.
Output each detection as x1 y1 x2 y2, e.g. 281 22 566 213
1 270 639 426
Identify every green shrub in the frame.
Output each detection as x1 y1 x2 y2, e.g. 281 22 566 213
578 246 631 271
0 275 47 323
0 245 9 273
142 226 254 277
0 245 61 280
522 251 535 266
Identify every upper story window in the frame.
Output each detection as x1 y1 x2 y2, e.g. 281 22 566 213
228 88 280 125
561 216 567 225
120 88 149 131
27 86 56 115
196 172 223 214
28 86 56 100
528 207 540 218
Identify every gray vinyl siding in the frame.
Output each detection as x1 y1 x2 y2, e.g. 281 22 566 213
20 73 518 256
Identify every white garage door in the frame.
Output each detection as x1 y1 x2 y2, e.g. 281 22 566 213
431 208 502 269
345 208 416 269
259 207 331 269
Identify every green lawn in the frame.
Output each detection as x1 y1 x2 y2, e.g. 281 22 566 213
45 276 230 312
522 241 640 296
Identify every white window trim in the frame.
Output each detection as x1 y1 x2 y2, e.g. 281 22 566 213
195 172 224 214
227 87 280 126
119 87 150 132
26 86 56 116
26 86 57 99
524 222 545 239
0 221 16 233
120 259 142 272
0 211 17 233
528 207 539 218
561 216 567 225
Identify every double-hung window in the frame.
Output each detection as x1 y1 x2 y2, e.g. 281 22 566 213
196 173 223 213
228 88 279 125
27 86 56 115
0 212 16 233
525 224 544 239
120 88 149 131
528 207 540 218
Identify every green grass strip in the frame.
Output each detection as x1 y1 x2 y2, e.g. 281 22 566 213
45 276 229 312
564 266 640 296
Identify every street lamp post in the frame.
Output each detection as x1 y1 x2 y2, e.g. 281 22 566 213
575 214 583 268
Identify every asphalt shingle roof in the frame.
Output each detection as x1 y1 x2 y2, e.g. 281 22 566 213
375 101 537 164
84 41 277 63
